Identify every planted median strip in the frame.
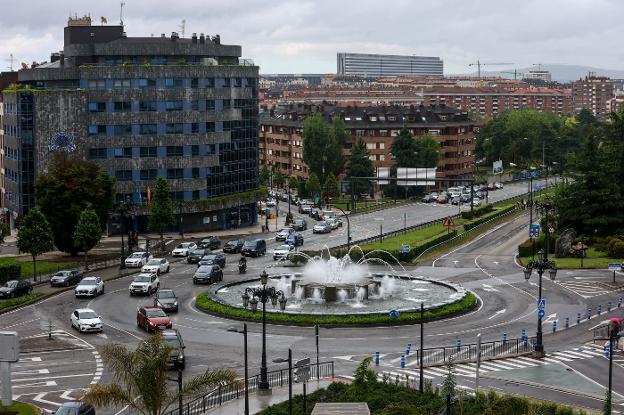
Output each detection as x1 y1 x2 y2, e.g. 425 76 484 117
0 292 46 312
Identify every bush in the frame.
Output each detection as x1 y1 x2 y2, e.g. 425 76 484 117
518 239 539 257
0 264 21 284
608 238 624 257
611 241 624 259
464 205 516 231
461 204 494 220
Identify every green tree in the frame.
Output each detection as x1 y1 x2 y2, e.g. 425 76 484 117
288 176 298 193
391 128 418 168
441 358 457 415
306 172 321 199
73 204 102 269
302 113 346 181
346 139 374 195
323 172 340 198
259 165 270 186
272 166 285 188
83 333 237 415
413 134 440 167
35 155 115 255
0 221 9 243
16 208 54 281
149 177 175 252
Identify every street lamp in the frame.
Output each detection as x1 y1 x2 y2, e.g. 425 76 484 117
227 324 249 415
273 348 292 415
327 203 351 251
241 270 287 394
115 195 134 269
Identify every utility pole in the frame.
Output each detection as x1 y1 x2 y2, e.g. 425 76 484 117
5 54 14 71
119 2 125 27
179 19 186 38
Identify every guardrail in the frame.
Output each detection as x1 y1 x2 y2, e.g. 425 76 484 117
163 361 334 415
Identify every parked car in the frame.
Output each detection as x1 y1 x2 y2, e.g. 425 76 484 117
450 196 461 205
50 270 83 287
142 258 170 275
241 239 267 257
129 273 160 296
422 194 435 203
286 232 304 247
292 218 308 231
273 244 295 261
154 289 178 312
136 306 172 332
223 239 244 254
495 182 504 189
460 194 471 203
430 192 439 201
299 204 311 214
275 227 295 242
162 328 186 369
198 236 221 250
172 242 197 257
436 194 449 204
322 210 337 220
198 253 226 268
53 402 95 415
187 248 211 264
0 280 33 299
313 221 332 234
124 251 152 268
71 308 103 333
193 265 223 284
74 277 104 297
471 198 482 207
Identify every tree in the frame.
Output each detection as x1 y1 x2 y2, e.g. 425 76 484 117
259 165 270 187
302 113 346 181
149 177 175 252
413 134 440 167
35 154 115 255
441 358 457 415
82 333 237 415
73 204 102 269
346 139 374 195
272 166 285 188
391 128 418 168
323 172 340 198
17 208 54 281
288 176 298 193
306 172 321 199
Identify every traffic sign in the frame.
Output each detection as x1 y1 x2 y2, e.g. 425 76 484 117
389 310 400 319
399 244 412 254
294 358 311 382
529 224 541 239
538 309 545 319
534 184 543 192
549 227 555 234
608 263 622 270
537 298 546 309
442 217 455 228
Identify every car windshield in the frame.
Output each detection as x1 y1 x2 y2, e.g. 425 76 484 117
295 219 303 224
159 291 175 299
243 241 256 247
147 259 161 265
146 309 167 318
79 311 98 319
279 228 292 233
178 243 191 248
81 279 97 285
130 253 144 258
197 266 214 273
164 336 182 348
226 240 239 246
5 281 18 288
278 245 291 251
54 271 70 277
135 275 151 282
317 221 327 226
54 407 79 415
191 249 205 255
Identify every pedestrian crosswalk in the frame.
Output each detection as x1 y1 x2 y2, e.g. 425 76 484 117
556 277 620 298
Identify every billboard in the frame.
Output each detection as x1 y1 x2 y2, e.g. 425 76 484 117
396 167 436 186
493 160 503 175
376 167 390 185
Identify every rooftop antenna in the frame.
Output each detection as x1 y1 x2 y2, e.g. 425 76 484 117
6 53 15 71
179 19 186 38
120 2 125 27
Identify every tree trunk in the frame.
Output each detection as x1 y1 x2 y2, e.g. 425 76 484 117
32 254 37 282
160 232 164 256
84 251 89 271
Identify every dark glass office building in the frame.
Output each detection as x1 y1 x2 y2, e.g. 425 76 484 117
1 16 260 232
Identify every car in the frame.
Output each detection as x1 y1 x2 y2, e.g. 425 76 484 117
471 198 482 207
436 194 449 204
275 227 295 242
198 253 226 268
326 218 339 230
273 244 295 260
142 258 170 275
50 270 83 287
129 273 160 296
187 248 211 264
74 277 104 297
223 239 244 254
286 232 304 247
172 242 197 257
198 236 221 250
422 194 435 203
322 210 337 220
193 265 223 284
154 289 179 312
241 239 267 257
162 328 186 369
136 306 172 332
460 194 471 203
495 182 504 189
292 218 307 231
308 207 319 218
450 196 461 205
313 221 332 234
71 308 103 333
310 209 323 221
0 280 33 299
52 402 95 415
299 204 311 214
124 251 152 268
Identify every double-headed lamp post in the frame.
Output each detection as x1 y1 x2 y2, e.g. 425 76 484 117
241 270 287 394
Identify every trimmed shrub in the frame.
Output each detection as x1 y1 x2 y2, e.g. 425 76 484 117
464 205 516 231
518 239 541 258
608 238 624 257
461 204 494 220
611 241 624 259
0 264 21 283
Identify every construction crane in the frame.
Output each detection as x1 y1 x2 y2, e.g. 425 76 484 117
500 69 525 80
5 53 14 71
468 60 513 78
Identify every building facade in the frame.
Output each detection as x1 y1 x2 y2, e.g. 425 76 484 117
0 72 18 220
1 17 260 231
337 53 443 77
259 104 476 186
572 75 614 120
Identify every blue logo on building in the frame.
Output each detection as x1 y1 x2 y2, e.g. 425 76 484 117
48 132 77 153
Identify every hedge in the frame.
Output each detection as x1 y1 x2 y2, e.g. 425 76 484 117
461 204 494 220
518 239 541 258
0 292 45 312
195 291 477 326
0 264 21 284
464 205 516 231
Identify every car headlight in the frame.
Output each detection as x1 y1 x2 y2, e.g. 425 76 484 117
173 301 178 306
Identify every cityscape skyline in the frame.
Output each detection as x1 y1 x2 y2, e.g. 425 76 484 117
1 0 622 76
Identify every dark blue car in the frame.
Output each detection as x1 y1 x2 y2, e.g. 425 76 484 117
286 233 304 247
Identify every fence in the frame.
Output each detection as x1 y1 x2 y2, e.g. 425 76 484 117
163 361 334 415
29 254 123 284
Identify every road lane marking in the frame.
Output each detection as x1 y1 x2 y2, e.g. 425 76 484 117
34 392 63 406
13 381 57 389
487 309 506 320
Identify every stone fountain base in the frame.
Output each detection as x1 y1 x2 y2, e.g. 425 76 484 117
290 277 382 302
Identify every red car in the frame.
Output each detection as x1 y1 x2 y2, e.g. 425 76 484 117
136 306 172 332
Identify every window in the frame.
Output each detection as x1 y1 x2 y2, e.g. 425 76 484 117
165 101 183 111
191 145 200 156
87 80 105 90
223 78 231 87
165 123 183 134
233 78 242 87
222 99 231 110
205 77 214 88
87 148 107 159
140 169 157 180
113 101 131 112
88 102 106 112
138 79 156 88
165 78 183 88
192 190 200 200
171 191 184 201
88 125 107 136
191 78 199 88
206 100 215 111
166 146 183 157
167 169 184 179
366 142 375 150
379 142 385 149
191 123 200 133
379 154 385 161
140 124 157 135
113 79 131 89
191 100 200 111
140 147 157 157
115 170 133 181
114 147 132 158
139 101 157 112
113 124 132 136
206 122 215 133
192 167 200 178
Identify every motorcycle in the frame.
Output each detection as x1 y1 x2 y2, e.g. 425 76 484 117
238 260 247 274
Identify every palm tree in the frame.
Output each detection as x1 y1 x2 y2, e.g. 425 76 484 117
83 333 238 415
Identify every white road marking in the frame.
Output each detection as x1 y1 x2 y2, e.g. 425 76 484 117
34 392 63 406
487 309 507 320
13 381 57 389
13 369 50 375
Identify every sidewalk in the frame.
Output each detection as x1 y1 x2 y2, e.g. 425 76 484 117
208 379 333 415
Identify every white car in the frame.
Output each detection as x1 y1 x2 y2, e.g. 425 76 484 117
275 227 295 242
129 273 160 296
125 251 152 268
471 198 482 207
74 277 104 297
273 244 295 260
172 242 197 257
71 308 103 333
326 218 339 230
142 258 170 275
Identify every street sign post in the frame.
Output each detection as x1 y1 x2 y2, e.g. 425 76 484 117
538 309 545 319
529 224 541 239
537 299 545 309
389 310 400 319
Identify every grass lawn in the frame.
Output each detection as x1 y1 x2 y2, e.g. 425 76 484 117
519 247 622 269
0 256 79 279
0 401 39 415
361 224 450 251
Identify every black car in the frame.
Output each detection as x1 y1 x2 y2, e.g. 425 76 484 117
193 265 223 284
0 280 33 299
187 248 210 264
162 329 186 369
223 239 244 254
198 236 221 250
241 239 267 257
309 208 319 219
198 253 226 268
50 270 83 287
53 402 95 415
293 218 308 231
154 289 179 312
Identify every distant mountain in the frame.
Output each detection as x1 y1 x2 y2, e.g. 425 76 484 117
452 64 624 83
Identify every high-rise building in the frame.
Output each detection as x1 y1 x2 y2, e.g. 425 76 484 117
1 16 260 231
523 70 552 82
0 71 17 222
572 74 614 120
337 53 443 77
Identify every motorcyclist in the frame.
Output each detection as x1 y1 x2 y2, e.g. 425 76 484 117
238 256 247 273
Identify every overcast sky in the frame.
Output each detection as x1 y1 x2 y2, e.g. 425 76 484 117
1 0 622 74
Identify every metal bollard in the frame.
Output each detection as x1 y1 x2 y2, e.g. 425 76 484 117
456 337 461 352
587 308 592 320
552 320 557 333
619 298 623 309
565 317 569 329
577 313 581 324
375 351 380 366
406 343 412 356
503 332 507 345
608 302 612 312
400 353 405 369
598 304 602 315
521 328 527 343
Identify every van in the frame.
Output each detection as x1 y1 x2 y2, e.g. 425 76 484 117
322 210 336 220
241 239 267 257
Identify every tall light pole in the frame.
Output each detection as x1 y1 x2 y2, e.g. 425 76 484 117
328 204 351 251
273 349 292 415
227 324 249 415
241 270 287 394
